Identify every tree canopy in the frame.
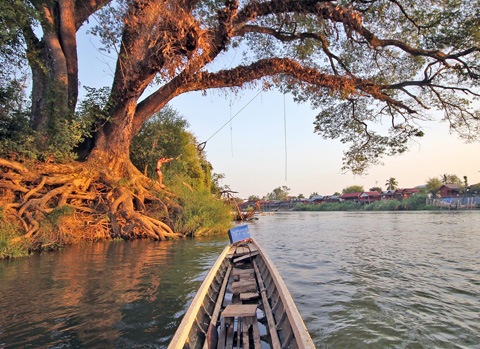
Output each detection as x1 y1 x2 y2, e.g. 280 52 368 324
0 0 479 172
342 185 364 193
385 177 399 190
266 185 291 200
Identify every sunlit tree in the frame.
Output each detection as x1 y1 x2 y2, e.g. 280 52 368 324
1 0 479 241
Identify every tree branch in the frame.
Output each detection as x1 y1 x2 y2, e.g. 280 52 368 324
135 57 415 126
75 0 112 30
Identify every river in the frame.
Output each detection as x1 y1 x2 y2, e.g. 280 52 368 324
1 211 479 348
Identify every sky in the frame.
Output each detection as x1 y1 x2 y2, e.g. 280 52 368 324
76 28 480 200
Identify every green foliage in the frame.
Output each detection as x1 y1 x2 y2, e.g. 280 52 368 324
469 183 480 194
440 173 462 185
0 76 37 160
369 186 382 193
76 86 112 135
169 179 232 236
363 195 436 211
295 194 437 211
247 195 261 202
34 206 75 251
265 186 290 201
296 201 361 211
0 208 30 258
0 79 92 162
0 0 37 69
385 177 399 191
426 177 443 195
342 185 364 194
131 106 225 195
312 99 426 174
130 106 232 236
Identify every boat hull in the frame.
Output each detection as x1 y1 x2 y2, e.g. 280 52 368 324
168 239 315 348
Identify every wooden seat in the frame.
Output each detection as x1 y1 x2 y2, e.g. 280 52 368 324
232 268 254 280
240 292 259 301
218 304 261 349
231 279 257 294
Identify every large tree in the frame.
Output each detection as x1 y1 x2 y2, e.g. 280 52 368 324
1 0 479 242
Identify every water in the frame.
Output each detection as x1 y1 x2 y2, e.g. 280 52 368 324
1 211 479 348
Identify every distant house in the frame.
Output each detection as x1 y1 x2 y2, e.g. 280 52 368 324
359 191 381 203
324 195 341 203
394 188 420 199
309 195 325 204
381 190 396 200
340 192 362 202
439 184 460 197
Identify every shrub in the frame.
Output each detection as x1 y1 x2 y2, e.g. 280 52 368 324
0 208 30 258
169 178 232 236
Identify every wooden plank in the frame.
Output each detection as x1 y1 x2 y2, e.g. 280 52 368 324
232 279 257 294
203 264 232 349
252 318 261 349
240 292 259 301
168 245 234 349
252 259 281 349
232 268 254 280
225 322 234 349
221 304 257 318
246 243 258 253
234 246 250 256
241 318 249 349
218 318 226 349
233 251 259 263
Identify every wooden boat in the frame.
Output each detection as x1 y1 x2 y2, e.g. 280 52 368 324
169 226 315 349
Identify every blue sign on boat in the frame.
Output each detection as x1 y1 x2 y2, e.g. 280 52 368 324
228 225 251 244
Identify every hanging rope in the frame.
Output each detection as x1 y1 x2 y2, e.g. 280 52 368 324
283 92 288 181
230 99 234 157
197 90 263 150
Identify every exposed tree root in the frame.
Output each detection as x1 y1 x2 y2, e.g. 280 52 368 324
0 158 183 250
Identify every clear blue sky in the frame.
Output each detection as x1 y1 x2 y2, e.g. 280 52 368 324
77 27 480 199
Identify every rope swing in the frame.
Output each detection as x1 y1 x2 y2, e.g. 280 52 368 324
197 90 263 151
197 89 289 184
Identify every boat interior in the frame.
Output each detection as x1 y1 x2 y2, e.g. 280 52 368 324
185 240 301 349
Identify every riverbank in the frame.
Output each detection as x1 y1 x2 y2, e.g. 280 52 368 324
293 194 479 212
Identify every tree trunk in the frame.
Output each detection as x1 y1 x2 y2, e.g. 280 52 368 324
30 0 78 131
88 99 139 174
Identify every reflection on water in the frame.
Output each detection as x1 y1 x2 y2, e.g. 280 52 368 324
1 211 479 348
0 237 228 348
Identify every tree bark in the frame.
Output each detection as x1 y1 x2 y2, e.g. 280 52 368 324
88 98 139 173
28 0 102 130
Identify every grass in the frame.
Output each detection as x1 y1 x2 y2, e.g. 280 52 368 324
0 208 31 258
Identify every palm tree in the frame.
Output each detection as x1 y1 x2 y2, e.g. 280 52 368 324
385 177 398 191
441 174 449 184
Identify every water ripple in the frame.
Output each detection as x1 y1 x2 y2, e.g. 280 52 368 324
251 211 480 348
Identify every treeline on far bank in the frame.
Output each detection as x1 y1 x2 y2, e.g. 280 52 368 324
295 194 437 212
